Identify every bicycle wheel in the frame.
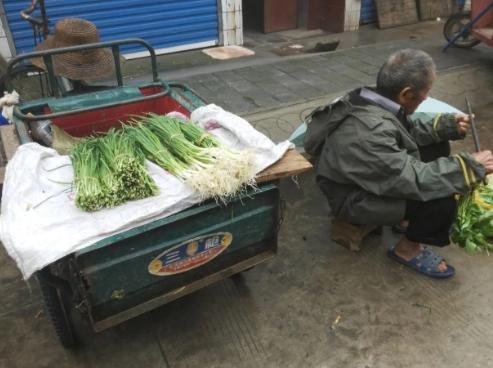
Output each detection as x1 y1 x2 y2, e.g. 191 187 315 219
443 12 481 48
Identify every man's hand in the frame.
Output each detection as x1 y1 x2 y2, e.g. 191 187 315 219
472 150 493 174
455 113 474 135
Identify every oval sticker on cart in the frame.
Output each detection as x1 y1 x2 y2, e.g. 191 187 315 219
148 232 233 276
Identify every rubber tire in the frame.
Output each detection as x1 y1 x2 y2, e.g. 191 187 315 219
37 273 77 349
443 12 481 48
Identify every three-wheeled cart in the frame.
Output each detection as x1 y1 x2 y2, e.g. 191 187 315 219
3 39 312 348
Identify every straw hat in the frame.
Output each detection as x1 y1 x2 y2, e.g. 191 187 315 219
31 18 114 81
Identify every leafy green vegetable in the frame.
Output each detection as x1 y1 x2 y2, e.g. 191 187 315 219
452 183 493 254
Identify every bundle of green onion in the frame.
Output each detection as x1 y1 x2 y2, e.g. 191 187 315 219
133 115 215 170
451 182 493 254
135 114 257 202
178 119 220 148
123 123 188 177
177 116 258 200
71 130 159 212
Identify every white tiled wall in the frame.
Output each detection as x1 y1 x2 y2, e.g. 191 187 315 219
220 0 243 46
344 0 361 32
0 15 13 60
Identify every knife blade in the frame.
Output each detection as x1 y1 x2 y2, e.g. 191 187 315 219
465 96 480 152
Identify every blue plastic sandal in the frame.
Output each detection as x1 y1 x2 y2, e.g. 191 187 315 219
387 246 455 278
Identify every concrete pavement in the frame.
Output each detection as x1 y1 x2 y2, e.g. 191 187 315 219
155 21 493 144
169 22 493 117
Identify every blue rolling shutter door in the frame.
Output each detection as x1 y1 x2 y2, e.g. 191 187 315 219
360 0 377 24
4 0 219 56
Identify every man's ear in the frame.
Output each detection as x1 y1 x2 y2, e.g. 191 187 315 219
396 86 413 106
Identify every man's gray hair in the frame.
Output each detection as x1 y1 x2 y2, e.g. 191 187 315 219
376 49 436 100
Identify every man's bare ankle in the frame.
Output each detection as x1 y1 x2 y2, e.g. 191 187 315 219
394 238 421 260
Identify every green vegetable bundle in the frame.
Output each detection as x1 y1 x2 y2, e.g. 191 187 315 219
132 114 257 202
451 182 493 254
99 129 159 201
71 113 257 211
72 139 106 212
72 130 159 212
178 120 220 148
124 123 187 177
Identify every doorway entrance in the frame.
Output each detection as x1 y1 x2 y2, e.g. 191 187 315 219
243 0 298 33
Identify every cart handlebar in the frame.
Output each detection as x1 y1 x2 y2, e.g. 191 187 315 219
20 13 44 27
7 38 159 86
20 0 40 21
20 0 49 36
8 38 171 121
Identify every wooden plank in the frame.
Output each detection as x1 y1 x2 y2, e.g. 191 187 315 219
417 0 458 20
375 0 418 29
256 148 313 183
0 125 20 161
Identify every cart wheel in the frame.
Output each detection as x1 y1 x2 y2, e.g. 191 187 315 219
443 12 481 48
37 273 77 349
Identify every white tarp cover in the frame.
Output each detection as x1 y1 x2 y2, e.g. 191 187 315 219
0 104 293 279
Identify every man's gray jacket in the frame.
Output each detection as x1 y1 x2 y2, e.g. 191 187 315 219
304 88 486 225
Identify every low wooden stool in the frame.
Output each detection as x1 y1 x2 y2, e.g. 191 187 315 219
331 219 380 252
